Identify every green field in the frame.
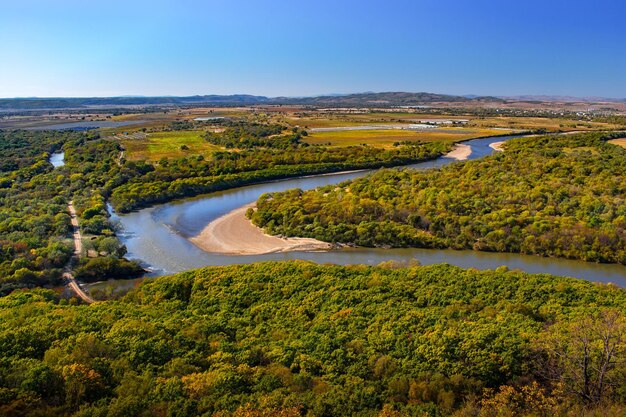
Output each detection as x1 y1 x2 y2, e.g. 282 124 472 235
120 130 222 161
304 127 512 147
609 138 626 148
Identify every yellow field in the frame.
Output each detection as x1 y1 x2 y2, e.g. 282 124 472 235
608 138 626 149
469 116 622 132
304 128 512 148
120 130 222 161
282 112 470 128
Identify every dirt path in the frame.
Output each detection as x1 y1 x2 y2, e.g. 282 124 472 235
115 150 125 166
64 201 95 304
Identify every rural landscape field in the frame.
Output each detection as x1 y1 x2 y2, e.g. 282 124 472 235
1 1 625 416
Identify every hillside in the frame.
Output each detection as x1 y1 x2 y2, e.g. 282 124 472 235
1 261 624 416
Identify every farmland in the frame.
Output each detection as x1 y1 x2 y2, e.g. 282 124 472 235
304 127 511 147
118 130 223 161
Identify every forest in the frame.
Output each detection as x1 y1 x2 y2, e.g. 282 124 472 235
108 135 450 213
0 261 624 416
250 132 626 264
0 130 147 294
0 120 625 417
0 123 453 291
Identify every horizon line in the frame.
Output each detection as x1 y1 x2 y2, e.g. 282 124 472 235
1 91 625 101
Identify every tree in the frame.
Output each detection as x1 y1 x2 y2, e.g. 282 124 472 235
536 309 626 404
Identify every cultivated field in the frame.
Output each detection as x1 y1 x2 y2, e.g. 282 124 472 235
281 112 470 128
469 116 622 131
304 127 512 147
120 130 222 161
608 138 626 149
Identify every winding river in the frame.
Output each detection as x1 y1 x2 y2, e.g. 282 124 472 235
104 135 626 290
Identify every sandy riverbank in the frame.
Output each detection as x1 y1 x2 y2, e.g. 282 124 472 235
445 144 471 160
489 141 505 151
190 204 333 255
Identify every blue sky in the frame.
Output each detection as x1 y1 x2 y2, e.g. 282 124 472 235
1 0 625 98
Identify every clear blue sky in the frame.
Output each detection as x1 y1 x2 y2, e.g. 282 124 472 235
1 0 625 98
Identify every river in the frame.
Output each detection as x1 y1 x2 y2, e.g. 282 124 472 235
102 135 626 292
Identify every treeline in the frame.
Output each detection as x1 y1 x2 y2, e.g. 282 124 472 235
0 261 624 416
251 132 626 264
110 141 450 212
202 120 295 149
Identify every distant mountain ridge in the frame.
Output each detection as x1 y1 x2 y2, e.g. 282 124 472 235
274 91 504 105
0 92 502 111
497 95 626 103
0 95 269 110
1 91 623 111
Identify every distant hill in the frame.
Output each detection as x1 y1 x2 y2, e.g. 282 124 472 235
274 91 504 106
498 95 626 103
0 92 505 111
4 91 623 111
0 95 269 111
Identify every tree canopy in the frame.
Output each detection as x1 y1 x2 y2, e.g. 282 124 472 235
251 132 626 264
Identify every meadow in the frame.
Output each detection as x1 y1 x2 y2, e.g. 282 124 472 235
608 137 626 148
120 130 223 161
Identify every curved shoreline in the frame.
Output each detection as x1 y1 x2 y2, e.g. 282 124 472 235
489 141 505 152
190 204 333 255
445 143 471 160
190 140 490 255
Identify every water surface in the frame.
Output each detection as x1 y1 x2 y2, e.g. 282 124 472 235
110 135 626 286
29 120 145 131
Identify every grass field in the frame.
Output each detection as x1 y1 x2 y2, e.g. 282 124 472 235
608 138 626 149
120 130 222 161
304 127 512 147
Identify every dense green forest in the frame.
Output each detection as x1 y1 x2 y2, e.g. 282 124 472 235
202 120 299 149
0 261 624 416
109 142 449 213
250 132 626 264
0 130 146 294
1 126 625 416
0 124 452 292
0 130 76 294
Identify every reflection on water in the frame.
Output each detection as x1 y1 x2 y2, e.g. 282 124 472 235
108 135 626 287
29 120 146 131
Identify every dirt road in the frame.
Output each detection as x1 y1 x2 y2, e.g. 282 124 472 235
64 201 95 304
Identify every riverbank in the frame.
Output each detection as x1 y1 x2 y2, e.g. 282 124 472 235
110 134 626 285
190 204 333 255
445 143 471 160
489 141 505 151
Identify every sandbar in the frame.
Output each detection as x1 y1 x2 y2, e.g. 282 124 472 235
190 204 332 255
489 141 505 152
445 144 471 160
